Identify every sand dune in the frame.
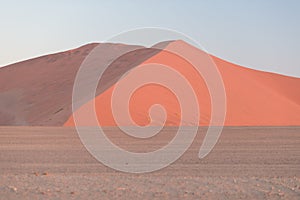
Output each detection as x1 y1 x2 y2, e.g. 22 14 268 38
1 40 299 126
65 40 300 127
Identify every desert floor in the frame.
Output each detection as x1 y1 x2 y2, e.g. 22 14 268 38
0 126 299 199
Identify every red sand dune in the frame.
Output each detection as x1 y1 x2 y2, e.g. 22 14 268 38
0 40 299 126
65 40 300 127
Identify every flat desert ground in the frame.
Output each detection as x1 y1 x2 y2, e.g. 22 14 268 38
0 126 299 199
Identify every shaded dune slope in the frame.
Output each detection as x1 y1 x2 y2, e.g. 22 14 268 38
0 43 163 125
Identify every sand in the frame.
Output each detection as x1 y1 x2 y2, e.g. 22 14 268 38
1 41 299 127
0 126 299 199
1 40 299 199
0 43 162 126
65 40 300 127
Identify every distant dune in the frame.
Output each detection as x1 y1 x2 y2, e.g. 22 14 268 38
0 41 299 126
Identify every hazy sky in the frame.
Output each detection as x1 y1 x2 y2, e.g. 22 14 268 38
1 0 299 77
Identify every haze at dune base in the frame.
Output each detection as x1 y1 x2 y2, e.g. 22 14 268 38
65 41 300 127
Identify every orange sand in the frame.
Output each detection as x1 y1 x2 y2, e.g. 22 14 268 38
65 41 300 126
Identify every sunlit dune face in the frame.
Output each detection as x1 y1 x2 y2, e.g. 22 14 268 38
65 47 212 127
127 84 181 126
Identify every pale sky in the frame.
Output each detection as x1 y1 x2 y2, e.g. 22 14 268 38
0 0 299 77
